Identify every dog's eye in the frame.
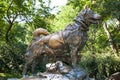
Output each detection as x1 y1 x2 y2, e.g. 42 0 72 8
89 10 94 14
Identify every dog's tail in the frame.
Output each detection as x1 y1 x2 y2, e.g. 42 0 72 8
33 28 49 37
33 28 49 41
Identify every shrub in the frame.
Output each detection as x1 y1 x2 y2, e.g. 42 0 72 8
79 52 120 80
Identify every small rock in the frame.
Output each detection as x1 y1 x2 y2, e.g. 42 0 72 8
7 78 19 80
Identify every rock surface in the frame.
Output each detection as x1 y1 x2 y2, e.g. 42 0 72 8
8 61 90 80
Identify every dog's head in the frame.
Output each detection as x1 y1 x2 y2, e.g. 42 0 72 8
76 5 101 24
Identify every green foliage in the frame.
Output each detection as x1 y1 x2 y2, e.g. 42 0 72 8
50 5 78 32
0 72 21 80
0 43 26 73
80 52 120 80
102 0 120 19
67 0 91 10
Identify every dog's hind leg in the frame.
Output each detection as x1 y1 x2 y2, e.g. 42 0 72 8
22 62 29 78
22 59 33 78
31 60 37 76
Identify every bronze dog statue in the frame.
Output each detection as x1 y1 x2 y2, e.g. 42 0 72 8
22 6 101 77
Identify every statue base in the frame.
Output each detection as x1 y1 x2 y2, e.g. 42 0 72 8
8 61 90 80
22 61 89 80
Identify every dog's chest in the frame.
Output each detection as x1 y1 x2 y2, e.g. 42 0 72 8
66 30 88 46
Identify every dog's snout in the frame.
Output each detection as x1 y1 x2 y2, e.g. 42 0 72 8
94 14 101 19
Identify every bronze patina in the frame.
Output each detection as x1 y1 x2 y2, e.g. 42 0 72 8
22 6 101 76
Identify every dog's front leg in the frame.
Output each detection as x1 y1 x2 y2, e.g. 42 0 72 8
70 47 78 68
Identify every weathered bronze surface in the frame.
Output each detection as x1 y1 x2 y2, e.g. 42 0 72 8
109 72 120 80
22 6 101 76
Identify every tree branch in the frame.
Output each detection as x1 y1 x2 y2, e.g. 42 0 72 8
5 13 18 43
103 22 118 56
6 0 13 22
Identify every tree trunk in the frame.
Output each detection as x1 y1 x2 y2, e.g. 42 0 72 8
5 14 18 43
5 22 13 43
103 22 118 56
5 0 18 43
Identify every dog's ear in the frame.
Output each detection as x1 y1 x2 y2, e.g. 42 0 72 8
82 5 88 15
84 5 89 9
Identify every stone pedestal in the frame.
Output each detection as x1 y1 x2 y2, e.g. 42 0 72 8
21 61 90 80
